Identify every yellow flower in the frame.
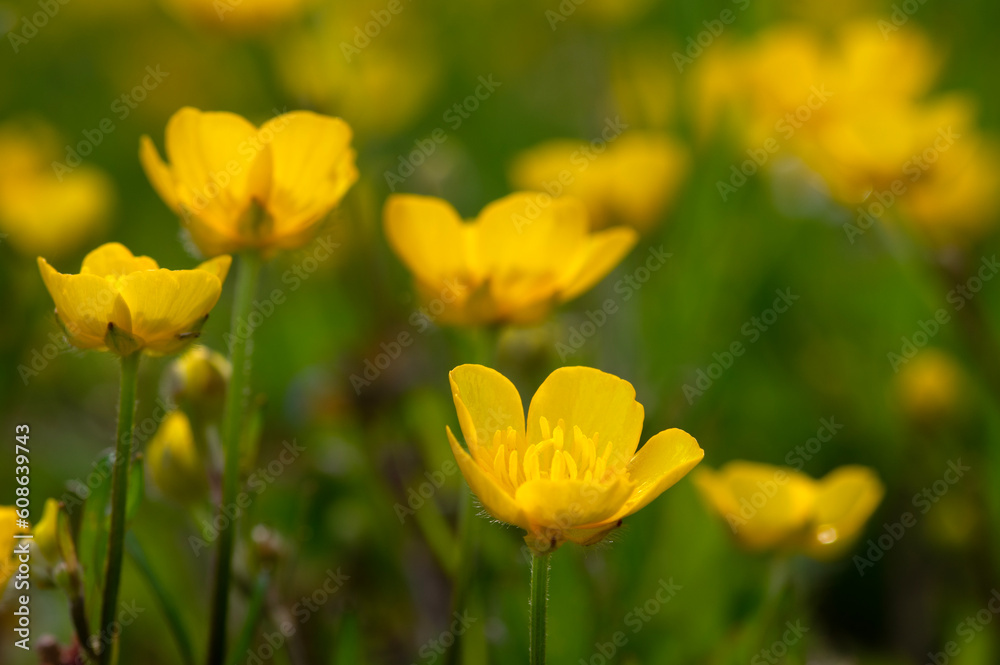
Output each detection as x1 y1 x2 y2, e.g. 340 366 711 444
37 242 231 356
1 506 31 590
384 193 637 325
33 499 62 565
509 133 688 233
165 345 231 421
446 365 704 551
0 120 113 259
140 107 358 257
147 411 208 504
694 461 884 560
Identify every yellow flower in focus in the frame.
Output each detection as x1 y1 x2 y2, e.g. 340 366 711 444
384 193 637 325
896 349 966 422
1 506 31 590
37 242 231 356
509 133 688 233
447 365 704 551
33 499 61 565
147 411 208 504
694 461 884 560
0 121 113 259
160 0 311 33
140 107 358 257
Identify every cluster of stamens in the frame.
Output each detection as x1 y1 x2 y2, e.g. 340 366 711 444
478 416 626 494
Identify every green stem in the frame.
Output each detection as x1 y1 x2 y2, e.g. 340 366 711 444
208 251 263 665
126 533 195 665
227 569 271 665
529 552 550 665
98 351 140 665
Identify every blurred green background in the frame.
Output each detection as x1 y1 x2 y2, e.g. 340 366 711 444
4 0 1000 663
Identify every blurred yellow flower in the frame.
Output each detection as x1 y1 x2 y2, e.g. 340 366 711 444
33 499 61 565
896 349 966 422
447 365 704 551
694 461 884 560
166 345 231 421
509 133 688 233
1 506 31 590
160 0 311 33
37 242 231 356
147 411 208 504
140 107 358 257
0 121 113 259
384 193 637 325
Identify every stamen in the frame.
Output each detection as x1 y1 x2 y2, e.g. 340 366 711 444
508 450 519 486
539 416 551 440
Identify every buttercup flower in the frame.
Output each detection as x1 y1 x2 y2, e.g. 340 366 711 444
1 506 31 590
165 345 231 421
141 107 357 257
147 411 208 504
446 365 704 551
694 461 884 559
0 120 113 259
509 133 688 233
37 242 231 355
384 193 638 325
33 499 62 565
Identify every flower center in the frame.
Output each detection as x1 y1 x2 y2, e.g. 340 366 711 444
484 417 627 493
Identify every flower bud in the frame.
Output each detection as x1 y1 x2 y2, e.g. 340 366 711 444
33 498 62 565
147 411 208 504
164 345 231 422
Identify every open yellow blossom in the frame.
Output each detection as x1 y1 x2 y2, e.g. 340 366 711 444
384 193 637 325
694 461 884 560
0 121 113 259
140 107 358 257
148 411 208 504
447 365 704 551
38 242 231 356
509 133 688 233
1 506 31 590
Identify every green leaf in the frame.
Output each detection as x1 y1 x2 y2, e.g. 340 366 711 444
77 451 114 629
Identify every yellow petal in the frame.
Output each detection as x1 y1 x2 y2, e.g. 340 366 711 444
115 269 222 353
447 426 527 529
449 364 525 458
476 194 589 310
559 226 638 301
196 255 233 284
693 462 817 550
384 194 477 291
806 466 884 559
515 476 633 530
139 135 181 214
33 499 61 564
38 257 120 349
525 366 644 464
80 242 158 277
263 111 358 239
613 428 704 520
